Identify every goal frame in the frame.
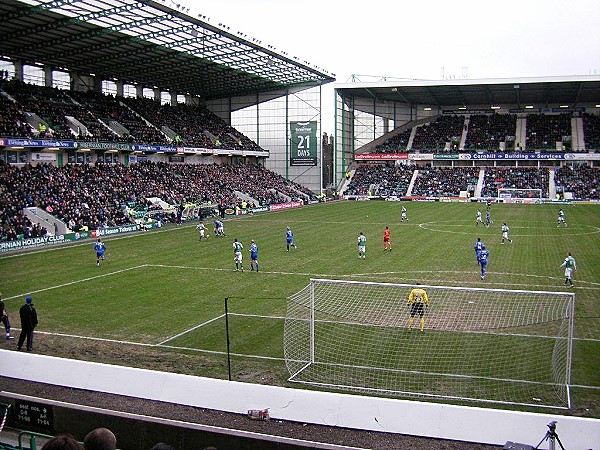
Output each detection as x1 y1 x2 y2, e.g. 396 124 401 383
497 187 543 203
285 278 575 409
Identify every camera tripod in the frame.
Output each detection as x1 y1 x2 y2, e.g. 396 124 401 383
534 421 565 450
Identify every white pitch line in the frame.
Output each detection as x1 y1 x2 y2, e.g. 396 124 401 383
29 327 600 354
570 384 600 390
347 269 600 289
418 221 600 237
156 344 286 361
147 263 353 279
158 313 226 345
146 264 600 290
229 312 286 320
33 330 156 347
4 265 148 301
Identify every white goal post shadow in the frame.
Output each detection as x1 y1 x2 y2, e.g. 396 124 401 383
284 278 575 409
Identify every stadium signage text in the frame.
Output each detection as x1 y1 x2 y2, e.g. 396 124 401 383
290 121 317 166
408 154 434 160
0 138 76 148
91 224 141 237
433 154 459 160
354 153 408 160
31 152 57 161
81 142 132 151
133 144 177 153
270 201 303 211
459 152 567 160
0 231 92 253
0 234 65 251
443 109 494 115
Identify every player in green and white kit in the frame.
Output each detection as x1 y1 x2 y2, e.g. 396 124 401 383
501 223 512 244
196 222 208 241
357 232 367 259
233 238 244 271
557 209 567 227
560 252 576 287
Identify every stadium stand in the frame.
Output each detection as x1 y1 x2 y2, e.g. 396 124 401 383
0 79 264 150
411 166 479 197
0 92 32 138
373 128 412 153
554 164 600 199
0 160 316 241
525 113 572 151
480 167 550 198
582 112 600 151
464 114 517 151
410 115 465 152
344 163 414 197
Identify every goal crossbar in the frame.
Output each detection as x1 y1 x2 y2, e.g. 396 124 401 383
284 278 575 409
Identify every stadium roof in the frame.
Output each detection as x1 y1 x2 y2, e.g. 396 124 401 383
0 0 335 100
335 75 600 109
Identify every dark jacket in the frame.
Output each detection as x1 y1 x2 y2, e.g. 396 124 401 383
19 303 38 330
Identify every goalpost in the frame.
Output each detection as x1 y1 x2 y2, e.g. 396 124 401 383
497 187 543 203
284 279 574 409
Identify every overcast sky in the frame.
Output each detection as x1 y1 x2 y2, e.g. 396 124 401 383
179 0 600 132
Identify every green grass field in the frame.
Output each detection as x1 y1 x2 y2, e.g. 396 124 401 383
1 201 599 416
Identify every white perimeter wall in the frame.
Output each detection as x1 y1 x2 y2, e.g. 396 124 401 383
1 350 598 449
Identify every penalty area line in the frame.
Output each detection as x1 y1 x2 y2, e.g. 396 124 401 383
158 314 225 345
156 344 285 362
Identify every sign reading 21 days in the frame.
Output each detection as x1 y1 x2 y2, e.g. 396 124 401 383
290 121 317 166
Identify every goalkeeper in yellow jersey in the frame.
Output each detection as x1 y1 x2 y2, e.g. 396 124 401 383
407 284 429 332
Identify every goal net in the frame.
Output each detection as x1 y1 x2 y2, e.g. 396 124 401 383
497 188 543 203
284 279 574 409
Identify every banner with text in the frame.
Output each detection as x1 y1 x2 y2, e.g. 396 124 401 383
0 231 91 253
0 137 76 148
290 121 317 166
354 153 408 161
459 152 567 160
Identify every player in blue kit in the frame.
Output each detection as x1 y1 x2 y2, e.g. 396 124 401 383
478 245 489 280
93 238 106 267
286 227 297 251
249 240 259 272
474 237 484 266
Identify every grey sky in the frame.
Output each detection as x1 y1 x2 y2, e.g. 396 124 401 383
180 0 600 131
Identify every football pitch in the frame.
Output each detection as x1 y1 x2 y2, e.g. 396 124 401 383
1 201 599 415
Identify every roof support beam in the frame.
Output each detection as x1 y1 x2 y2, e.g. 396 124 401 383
71 32 230 68
2 3 141 42
573 82 583 107
18 16 163 58
0 0 79 23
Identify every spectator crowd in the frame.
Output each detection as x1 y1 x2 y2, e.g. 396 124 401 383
411 166 479 197
0 79 264 151
480 167 550 198
0 160 315 241
555 164 599 199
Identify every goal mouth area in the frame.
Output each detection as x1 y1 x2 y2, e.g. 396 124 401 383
284 279 574 410
286 359 570 410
